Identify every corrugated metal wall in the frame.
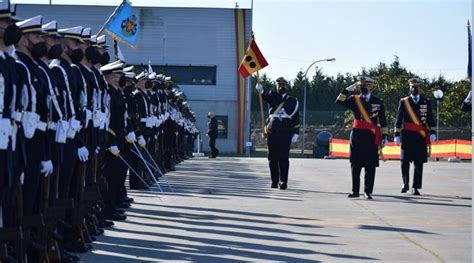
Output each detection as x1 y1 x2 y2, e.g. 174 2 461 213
16 4 252 153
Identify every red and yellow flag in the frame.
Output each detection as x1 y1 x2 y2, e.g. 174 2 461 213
238 34 268 77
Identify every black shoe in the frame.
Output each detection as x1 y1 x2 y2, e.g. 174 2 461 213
104 212 126 221
279 182 287 190
364 193 373 199
271 183 278 188
103 220 114 227
348 193 360 198
92 228 104 236
117 202 131 209
412 188 421 195
61 250 80 262
98 220 114 228
400 184 409 193
114 208 126 214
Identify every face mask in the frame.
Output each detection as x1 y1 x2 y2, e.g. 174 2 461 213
118 75 126 88
360 87 369 95
85 46 100 64
31 41 47 59
410 86 419 95
145 80 153 90
47 43 63 60
69 48 84 64
3 24 22 46
100 52 110 66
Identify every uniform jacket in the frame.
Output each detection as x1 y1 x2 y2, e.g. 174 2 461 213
261 91 300 135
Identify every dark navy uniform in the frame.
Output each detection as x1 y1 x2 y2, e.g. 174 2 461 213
207 115 218 158
261 90 300 188
50 58 83 198
15 51 51 216
395 94 435 191
336 87 387 197
103 84 127 212
0 51 20 227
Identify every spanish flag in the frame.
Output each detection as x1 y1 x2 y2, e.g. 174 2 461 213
238 34 268 77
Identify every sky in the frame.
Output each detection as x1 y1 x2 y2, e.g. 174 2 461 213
13 0 472 81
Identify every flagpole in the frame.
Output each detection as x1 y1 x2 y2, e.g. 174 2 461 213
244 0 254 156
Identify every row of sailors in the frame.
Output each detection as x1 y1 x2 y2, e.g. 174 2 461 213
0 2 198 262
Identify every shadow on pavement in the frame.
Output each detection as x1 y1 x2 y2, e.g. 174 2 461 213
358 225 437 234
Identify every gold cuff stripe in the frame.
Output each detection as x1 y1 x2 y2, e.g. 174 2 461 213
337 94 346 101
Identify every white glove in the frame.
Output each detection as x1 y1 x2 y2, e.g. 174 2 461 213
291 134 298 144
394 136 401 146
430 134 437 143
95 146 100 154
109 145 120 156
345 83 357 92
255 83 264 94
126 131 137 143
20 172 24 185
77 146 89 162
138 135 146 148
40 160 53 177
85 109 92 123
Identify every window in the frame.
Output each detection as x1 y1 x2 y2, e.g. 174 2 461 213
132 64 217 86
215 115 228 139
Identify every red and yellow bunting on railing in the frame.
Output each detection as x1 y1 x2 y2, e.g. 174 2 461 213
329 138 472 159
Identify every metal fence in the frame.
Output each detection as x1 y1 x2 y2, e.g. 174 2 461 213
250 110 472 152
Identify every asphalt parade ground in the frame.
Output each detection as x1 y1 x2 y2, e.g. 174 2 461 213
81 157 471 262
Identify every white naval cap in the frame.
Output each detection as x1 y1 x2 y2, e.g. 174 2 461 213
91 34 98 47
81 27 92 43
156 74 165 80
408 77 423 86
100 61 124 75
42 20 61 37
0 1 20 21
16 15 43 34
148 72 157 80
173 88 183 96
123 65 134 73
97 35 109 48
356 75 374 84
124 72 137 83
136 71 147 81
58 26 84 42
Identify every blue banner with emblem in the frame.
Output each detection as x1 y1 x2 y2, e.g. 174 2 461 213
103 0 139 48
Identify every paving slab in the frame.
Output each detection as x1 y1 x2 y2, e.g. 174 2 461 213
80 158 471 262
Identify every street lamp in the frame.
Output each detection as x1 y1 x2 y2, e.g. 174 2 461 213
433 89 444 141
301 58 336 156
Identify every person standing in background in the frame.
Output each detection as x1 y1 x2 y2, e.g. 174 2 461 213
207 112 219 158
